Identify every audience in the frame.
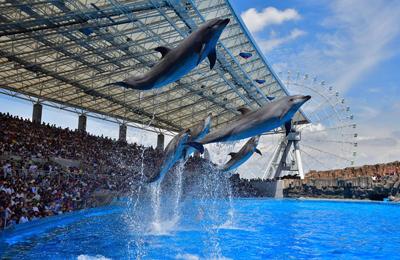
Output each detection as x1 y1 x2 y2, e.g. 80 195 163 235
0 112 208 229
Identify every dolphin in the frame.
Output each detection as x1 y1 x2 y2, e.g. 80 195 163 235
187 95 311 153
220 136 262 172
147 130 191 184
108 18 230 90
184 113 212 158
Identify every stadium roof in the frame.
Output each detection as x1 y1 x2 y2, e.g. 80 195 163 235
0 0 307 133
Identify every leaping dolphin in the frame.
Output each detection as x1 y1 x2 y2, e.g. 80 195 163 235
187 95 311 153
220 135 262 172
108 18 230 90
184 113 212 158
147 130 191 184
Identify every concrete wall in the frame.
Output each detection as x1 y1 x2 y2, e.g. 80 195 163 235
251 180 284 198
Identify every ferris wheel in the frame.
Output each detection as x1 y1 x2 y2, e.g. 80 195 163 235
261 71 358 179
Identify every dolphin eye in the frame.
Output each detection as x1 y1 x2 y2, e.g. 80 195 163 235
289 98 294 102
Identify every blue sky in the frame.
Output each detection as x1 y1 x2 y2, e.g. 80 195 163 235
1 0 399 170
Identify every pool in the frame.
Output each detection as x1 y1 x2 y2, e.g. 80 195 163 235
1 198 399 259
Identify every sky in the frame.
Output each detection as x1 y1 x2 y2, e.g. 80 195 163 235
1 0 399 178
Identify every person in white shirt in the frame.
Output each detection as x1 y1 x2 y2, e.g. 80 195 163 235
19 215 29 224
3 163 11 178
29 164 38 174
33 193 41 201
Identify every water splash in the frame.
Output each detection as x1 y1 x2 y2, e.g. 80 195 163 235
194 142 238 258
123 90 160 258
121 119 238 258
221 178 235 228
172 159 186 227
198 161 224 259
149 158 187 234
150 182 162 233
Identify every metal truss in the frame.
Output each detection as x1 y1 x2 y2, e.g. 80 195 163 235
0 0 307 133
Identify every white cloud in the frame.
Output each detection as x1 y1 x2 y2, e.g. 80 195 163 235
354 131 400 166
258 29 306 53
357 136 398 147
302 123 326 133
356 105 380 120
241 7 301 33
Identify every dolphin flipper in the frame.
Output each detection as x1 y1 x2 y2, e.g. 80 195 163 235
237 107 252 115
208 49 216 69
185 142 204 154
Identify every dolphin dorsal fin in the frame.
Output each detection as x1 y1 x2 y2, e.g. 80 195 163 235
228 152 237 157
284 121 292 136
237 107 252 115
154 46 171 58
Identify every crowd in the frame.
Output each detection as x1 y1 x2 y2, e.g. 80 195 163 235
0 112 258 229
0 112 191 229
0 161 98 229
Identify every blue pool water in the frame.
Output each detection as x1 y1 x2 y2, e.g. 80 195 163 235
1 198 399 259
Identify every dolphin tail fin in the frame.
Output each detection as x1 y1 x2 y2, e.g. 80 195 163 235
228 152 237 157
217 165 225 172
185 142 204 154
104 81 131 89
105 78 152 90
255 148 262 156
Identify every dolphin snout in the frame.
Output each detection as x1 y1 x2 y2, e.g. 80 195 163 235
219 18 230 26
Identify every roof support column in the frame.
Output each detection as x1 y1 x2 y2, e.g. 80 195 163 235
78 114 87 132
119 123 127 142
32 102 42 124
157 133 164 151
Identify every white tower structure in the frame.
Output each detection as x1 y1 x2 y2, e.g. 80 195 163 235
263 129 304 180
